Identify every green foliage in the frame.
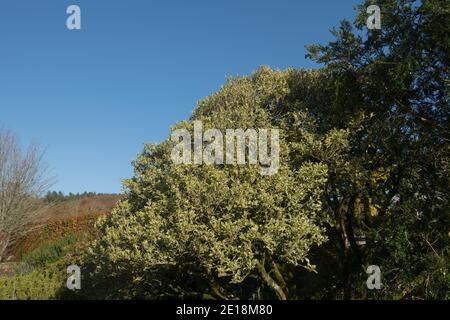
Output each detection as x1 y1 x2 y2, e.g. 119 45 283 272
21 234 84 268
303 0 450 299
0 232 91 300
0 267 64 300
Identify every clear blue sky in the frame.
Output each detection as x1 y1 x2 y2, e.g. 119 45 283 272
0 0 358 194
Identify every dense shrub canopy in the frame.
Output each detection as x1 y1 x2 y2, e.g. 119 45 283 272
83 68 333 299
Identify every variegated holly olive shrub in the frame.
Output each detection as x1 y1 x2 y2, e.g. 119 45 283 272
81 67 331 299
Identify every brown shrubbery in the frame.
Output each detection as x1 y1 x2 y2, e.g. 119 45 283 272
5 194 121 261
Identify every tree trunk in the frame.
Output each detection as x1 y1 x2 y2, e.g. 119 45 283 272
256 258 287 300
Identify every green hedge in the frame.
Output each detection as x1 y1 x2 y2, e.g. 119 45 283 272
0 268 64 300
0 233 85 300
21 234 84 268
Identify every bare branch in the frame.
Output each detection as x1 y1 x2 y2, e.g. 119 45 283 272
0 127 54 261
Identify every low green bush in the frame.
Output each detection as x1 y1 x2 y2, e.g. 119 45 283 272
0 267 64 300
0 232 89 300
21 234 84 268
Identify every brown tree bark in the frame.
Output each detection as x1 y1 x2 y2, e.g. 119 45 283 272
255 257 287 300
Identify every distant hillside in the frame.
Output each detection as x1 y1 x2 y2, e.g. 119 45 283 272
38 193 123 222
5 194 123 261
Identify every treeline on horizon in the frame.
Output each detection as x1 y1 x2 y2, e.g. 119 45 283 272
44 191 121 203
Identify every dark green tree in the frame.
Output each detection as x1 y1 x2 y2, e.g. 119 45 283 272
300 0 449 299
